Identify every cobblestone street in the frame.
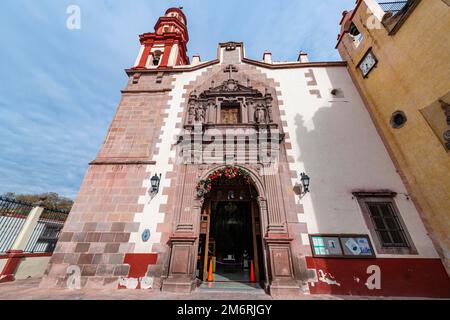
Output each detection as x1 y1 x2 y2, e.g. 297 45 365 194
0 279 443 300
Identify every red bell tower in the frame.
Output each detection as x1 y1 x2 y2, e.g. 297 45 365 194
133 7 189 69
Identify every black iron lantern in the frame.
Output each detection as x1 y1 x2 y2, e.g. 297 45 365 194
300 172 310 193
150 173 162 194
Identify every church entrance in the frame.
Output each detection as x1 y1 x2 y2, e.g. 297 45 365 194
195 167 265 289
210 201 252 282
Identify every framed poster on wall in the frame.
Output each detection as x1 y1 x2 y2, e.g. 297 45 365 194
309 234 375 258
341 236 374 257
310 235 343 257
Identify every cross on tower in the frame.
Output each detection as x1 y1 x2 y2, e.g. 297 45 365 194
224 64 238 79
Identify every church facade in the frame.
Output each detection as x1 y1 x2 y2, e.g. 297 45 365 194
41 7 450 298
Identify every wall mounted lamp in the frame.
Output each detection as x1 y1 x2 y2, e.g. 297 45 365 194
294 172 311 198
300 172 310 194
150 173 162 195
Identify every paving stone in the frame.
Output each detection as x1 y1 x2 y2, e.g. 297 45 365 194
0 279 442 300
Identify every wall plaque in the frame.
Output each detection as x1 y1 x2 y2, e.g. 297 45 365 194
310 234 375 258
142 229 151 242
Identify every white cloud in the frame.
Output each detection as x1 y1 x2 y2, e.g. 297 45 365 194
0 0 355 198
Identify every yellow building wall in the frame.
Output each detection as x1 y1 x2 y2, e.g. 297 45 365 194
337 0 450 271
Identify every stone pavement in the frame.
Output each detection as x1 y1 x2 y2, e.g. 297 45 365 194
0 278 439 300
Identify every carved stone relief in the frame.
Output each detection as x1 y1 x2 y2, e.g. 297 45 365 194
184 65 275 127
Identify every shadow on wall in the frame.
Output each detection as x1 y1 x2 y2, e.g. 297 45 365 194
293 83 360 294
294 106 370 233
292 70 450 297
293 66 401 237
293 106 372 295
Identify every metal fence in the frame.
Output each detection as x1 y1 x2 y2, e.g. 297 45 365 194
0 196 34 253
25 208 68 253
0 197 69 253
378 1 409 14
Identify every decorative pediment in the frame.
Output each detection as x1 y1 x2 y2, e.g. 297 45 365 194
200 79 263 98
185 66 275 126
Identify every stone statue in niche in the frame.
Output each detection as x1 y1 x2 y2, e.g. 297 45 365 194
265 89 273 123
207 99 216 109
195 105 206 124
255 105 266 124
187 102 196 124
187 91 198 125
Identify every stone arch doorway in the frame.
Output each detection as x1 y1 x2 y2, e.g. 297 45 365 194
162 164 300 297
195 166 267 289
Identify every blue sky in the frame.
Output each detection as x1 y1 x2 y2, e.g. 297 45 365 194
0 0 354 199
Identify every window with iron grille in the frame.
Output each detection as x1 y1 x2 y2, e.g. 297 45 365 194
378 1 408 15
378 0 421 36
353 191 417 255
366 201 409 247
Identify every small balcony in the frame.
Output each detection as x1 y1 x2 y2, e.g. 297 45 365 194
378 1 408 15
378 0 420 35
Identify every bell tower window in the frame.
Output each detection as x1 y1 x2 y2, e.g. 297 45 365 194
349 22 363 47
152 50 162 66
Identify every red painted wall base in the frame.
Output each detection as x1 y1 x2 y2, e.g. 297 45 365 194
306 257 450 298
118 253 158 289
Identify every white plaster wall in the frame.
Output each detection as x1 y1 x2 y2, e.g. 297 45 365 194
365 0 386 22
0 258 6 273
14 256 51 280
167 43 179 67
219 46 242 64
134 45 145 67
130 68 206 253
257 65 438 259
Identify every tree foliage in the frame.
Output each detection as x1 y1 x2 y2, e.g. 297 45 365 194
2 192 74 212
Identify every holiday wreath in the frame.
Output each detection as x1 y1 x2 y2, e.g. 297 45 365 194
196 166 251 197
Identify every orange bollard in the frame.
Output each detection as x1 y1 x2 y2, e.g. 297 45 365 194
249 260 256 283
207 259 214 282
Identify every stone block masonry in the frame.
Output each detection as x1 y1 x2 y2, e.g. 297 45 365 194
40 73 176 289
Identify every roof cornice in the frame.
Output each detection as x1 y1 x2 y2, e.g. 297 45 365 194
126 59 220 74
242 58 347 69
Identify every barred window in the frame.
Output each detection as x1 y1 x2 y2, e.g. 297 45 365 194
366 202 409 247
353 191 417 255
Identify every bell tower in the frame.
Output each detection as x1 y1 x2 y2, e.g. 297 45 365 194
133 7 189 69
